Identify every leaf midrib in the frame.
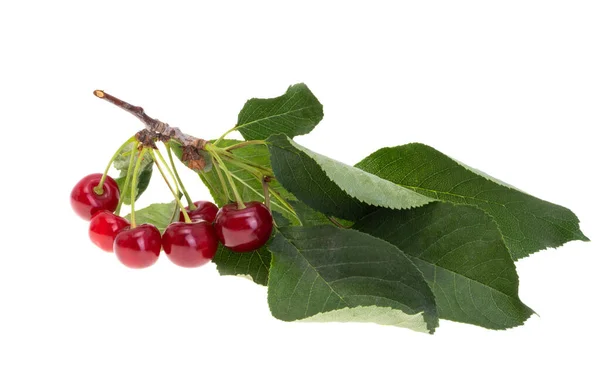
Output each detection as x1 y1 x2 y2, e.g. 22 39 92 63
237 105 318 130
283 237 350 313
283 235 429 315
411 256 520 303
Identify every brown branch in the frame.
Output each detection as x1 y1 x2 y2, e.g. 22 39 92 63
93 90 207 150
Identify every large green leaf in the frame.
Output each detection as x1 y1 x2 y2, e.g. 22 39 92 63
113 143 153 205
355 143 588 259
354 203 534 329
268 225 439 333
267 134 432 221
235 83 324 141
123 201 179 233
213 244 271 286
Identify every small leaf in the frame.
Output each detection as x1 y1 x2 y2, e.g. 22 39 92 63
354 203 534 329
355 143 589 259
123 201 178 233
268 225 439 333
115 166 152 205
236 83 324 141
113 143 154 205
267 134 432 221
213 244 271 286
113 143 152 171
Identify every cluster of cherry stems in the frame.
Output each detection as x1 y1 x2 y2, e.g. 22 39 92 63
70 140 274 269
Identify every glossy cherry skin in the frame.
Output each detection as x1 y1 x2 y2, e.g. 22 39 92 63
214 201 273 252
71 173 120 220
89 211 130 252
179 201 219 223
162 221 218 268
114 224 161 269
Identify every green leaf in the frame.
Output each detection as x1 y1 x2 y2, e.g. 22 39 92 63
290 201 353 228
354 203 534 329
200 139 299 224
123 201 179 233
115 166 152 205
355 143 588 259
267 225 439 333
213 244 271 286
290 201 335 227
113 143 154 205
236 83 324 141
267 134 432 221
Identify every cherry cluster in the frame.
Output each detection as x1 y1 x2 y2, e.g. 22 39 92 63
71 173 273 269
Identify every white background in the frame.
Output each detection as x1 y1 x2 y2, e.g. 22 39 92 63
1 1 598 380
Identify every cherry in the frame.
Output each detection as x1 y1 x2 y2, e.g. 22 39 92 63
89 211 130 252
214 201 273 252
71 173 120 220
114 224 161 269
162 221 218 268
179 201 219 223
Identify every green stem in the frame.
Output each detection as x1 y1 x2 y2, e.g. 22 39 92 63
154 149 180 193
130 147 147 228
326 216 348 229
149 150 191 223
94 136 136 195
210 149 245 209
211 156 232 202
246 172 297 217
166 142 195 208
262 176 271 211
224 140 266 151
228 171 287 213
213 126 238 146
220 153 274 178
207 142 273 176
115 142 139 215
268 183 297 217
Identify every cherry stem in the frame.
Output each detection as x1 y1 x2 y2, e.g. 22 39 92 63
166 142 195 209
154 148 181 196
210 156 232 202
262 176 271 211
247 172 297 218
224 140 266 152
227 171 287 212
218 151 274 177
326 216 348 229
130 147 147 228
149 150 192 223
94 136 136 195
115 142 139 215
209 148 245 209
267 182 297 217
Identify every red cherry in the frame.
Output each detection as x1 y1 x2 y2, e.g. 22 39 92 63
89 211 130 252
71 173 120 220
214 201 273 252
162 221 218 268
114 224 161 269
179 201 218 223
